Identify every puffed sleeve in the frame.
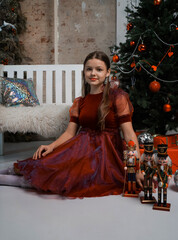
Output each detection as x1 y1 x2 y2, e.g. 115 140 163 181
114 88 134 125
69 97 82 125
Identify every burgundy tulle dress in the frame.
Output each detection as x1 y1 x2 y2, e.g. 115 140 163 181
14 88 133 198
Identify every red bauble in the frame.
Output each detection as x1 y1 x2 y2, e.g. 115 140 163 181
163 104 171 112
138 44 146 52
149 80 161 92
130 41 135 47
127 23 133 31
154 0 162 6
112 55 119 63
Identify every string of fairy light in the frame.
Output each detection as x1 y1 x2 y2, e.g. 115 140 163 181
116 63 178 83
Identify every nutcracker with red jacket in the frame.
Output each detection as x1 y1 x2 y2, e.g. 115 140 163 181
140 141 157 203
123 140 139 197
153 144 172 211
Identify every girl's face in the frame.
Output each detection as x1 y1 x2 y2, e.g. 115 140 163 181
84 58 110 92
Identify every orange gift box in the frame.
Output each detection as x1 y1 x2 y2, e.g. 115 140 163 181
153 134 178 149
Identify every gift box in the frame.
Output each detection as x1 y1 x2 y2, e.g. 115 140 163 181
153 134 178 149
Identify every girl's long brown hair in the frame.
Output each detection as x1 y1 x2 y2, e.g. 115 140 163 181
82 51 111 130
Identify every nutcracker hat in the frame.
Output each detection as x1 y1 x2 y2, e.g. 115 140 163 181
144 141 154 153
157 144 168 156
127 140 136 151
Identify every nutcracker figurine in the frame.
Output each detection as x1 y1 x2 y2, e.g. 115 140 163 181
140 141 157 203
153 144 172 211
123 140 140 197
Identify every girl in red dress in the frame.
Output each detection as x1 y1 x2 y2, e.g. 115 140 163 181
0 51 143 197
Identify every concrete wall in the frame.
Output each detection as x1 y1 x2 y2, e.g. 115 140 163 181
20 0 116 64
58 0 116 64
20 0 54 64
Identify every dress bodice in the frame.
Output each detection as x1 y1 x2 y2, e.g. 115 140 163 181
69 88 133 130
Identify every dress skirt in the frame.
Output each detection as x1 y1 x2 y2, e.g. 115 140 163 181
14 128 126 198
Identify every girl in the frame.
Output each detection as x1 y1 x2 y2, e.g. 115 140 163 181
0 51 143 197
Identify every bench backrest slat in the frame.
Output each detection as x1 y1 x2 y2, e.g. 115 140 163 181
55 69 63 104
36 70 43 104
65 69 72 104
46 70 53 104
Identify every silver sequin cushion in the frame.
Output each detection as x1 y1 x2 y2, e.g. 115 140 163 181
2 77 40 107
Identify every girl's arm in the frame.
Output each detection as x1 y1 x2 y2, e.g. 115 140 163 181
49 122 78 150
33 122 78 159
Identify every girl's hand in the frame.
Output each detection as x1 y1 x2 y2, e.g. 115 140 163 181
136 169 144 189
33 145 54 160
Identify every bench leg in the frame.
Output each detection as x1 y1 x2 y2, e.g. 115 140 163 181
0 132 4 155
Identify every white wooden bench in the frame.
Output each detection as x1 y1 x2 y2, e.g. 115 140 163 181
0 64 83 155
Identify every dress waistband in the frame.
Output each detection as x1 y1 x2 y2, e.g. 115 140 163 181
79 127 119 134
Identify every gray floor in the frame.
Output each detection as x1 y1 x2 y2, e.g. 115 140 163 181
0 141 178 240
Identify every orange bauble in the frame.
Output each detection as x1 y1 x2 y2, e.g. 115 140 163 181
154 0 162 6
149 80 161 92
163 104 171 112
127 23 133 31
112 55 119 63
111 76 117 81
130 62 136 68
130 41 135 47
138 44 146 52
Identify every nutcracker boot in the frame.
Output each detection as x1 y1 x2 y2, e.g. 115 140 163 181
149 187 153 200
144 177 148 199
158 187 162 206
144 186 148 199
163 188 167 207
132 181 136 194
149 178 153 200
128 181 131 193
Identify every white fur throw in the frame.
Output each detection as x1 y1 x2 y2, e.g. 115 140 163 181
0 104 71 138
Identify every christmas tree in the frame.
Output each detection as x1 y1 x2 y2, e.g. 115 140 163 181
0 0 26 65
110 0 178 135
